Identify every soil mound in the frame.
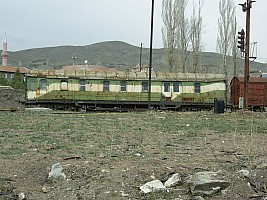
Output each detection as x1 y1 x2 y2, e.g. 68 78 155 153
0 87 25 110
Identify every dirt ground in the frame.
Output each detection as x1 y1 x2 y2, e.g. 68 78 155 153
0 110 266 200
0 89 266 200
0 88 25 111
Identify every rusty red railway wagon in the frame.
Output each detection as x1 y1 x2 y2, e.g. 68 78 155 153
230 77 267 110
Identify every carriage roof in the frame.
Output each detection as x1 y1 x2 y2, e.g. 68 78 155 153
26 69 226 82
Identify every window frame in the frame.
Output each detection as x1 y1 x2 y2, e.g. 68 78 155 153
194 83 201 93
173 82 180 92
29 79 37 91
79 80 86 91
142 82 148 92
39 79 47 90
103 81 110 92
120 81 127 92
163 82 170 92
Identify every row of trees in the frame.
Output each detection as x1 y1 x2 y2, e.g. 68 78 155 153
162 0 238 78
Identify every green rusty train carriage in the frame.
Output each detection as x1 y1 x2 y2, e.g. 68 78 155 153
25 69 226 111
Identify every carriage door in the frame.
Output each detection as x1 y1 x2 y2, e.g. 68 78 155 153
162 82 172 101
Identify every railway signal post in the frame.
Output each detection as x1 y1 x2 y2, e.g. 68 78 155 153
238 0 255 109
237 29 245 53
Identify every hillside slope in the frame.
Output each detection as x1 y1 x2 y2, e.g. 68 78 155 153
6 41 266 74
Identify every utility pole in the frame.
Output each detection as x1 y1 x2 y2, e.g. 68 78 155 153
148 0 154 110
139 43 143 71
238 0 255 109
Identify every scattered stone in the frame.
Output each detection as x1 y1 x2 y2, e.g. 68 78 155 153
150 175 156 180
41 185 48 193
98 154 105 158
18 192 26 200
140 180 166 194
238 169 250 177
48 163 66 179
186 171 230 196
164 173 182 187
120 191 129 197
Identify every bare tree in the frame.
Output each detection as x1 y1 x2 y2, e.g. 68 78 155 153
190 0 204 73
162 0 202 73
217 0 236 102
176 0 190 73
231 17 239 77
162 0 179 72
217 0 236 77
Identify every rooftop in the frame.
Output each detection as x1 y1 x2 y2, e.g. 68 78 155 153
0 66 30 74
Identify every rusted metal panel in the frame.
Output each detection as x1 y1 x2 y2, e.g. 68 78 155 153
231 77 267 107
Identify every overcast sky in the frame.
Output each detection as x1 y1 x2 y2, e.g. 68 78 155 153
1 0 266 63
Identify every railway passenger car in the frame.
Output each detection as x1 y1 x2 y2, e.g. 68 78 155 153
230 77 267 110
24 69 227 111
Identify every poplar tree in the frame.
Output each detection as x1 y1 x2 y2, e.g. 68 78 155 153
190 0 204 73
162 0 203 73
162 0 179 72
176 0 190 73
217 0 236 101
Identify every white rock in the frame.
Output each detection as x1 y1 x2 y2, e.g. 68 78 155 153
238 169 249 177
140 180 166 194
18 192 26 200
120 191 129 197
164 173 182 187
101 169 109 173
48 163 66 179
150 175 156 180
186 171 230 196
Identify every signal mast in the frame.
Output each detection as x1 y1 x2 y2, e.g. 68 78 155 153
238 0 256 109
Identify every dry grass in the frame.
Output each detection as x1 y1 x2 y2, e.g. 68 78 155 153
0 110 266 199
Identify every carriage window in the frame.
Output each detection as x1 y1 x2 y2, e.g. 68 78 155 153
29 79 37 91
120 81 127 92
79 80 86 91
142 82 148 92
164 83 170 92
173 82 180 92
103 81 110 91
40 79 47 90
61 80 68 91
194 83 201 93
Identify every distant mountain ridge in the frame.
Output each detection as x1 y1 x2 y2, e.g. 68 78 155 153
6 41 266 75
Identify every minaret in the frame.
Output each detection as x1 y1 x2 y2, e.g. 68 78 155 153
1 33 8 67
